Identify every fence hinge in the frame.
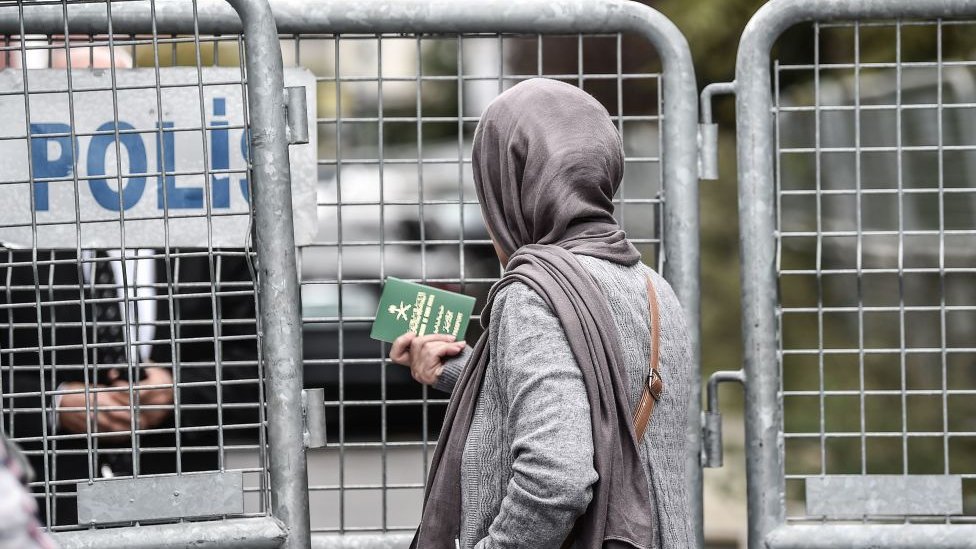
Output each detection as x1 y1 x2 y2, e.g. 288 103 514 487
302 388 327 449
701 369 744 468
698 81 736 181
284 86 309 146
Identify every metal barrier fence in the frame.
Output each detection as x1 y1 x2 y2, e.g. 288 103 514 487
264 1 702 546
0 0 308 547
734 0 976 547
0 1 702 547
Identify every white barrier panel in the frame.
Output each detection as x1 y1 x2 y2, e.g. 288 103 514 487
0 67 317 248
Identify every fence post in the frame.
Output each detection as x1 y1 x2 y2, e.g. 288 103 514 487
735 3 785 545
224 0 310 547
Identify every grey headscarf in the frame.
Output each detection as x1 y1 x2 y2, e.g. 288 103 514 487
413 78 652 548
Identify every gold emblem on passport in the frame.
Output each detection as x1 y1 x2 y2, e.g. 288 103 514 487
389 302 411 320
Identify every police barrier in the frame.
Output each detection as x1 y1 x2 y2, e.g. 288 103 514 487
1 1 702 548
727 0 976 547
0 1 309 547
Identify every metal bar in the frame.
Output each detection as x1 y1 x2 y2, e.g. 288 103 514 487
302 388 328 449
76 471 245 524
646 15 702 547
310 533 412 548
2 0 702 37
706 370 746 415
698 81 735 181
805 475 964 518
380 33 390 532
700 81 737 126
222 0 310 548
332 34 347 534
764 525 976 549
702 369 744 468
51 516 286 549
894 19 909 480
285 86 310 145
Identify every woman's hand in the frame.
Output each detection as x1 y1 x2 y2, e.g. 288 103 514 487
390 332 467 386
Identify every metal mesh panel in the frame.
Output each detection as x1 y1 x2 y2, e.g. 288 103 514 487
774 19 976 523
0 0 270 532
286 32 663 535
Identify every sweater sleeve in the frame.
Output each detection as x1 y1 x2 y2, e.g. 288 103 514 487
475 284 597 549
433 346 472 394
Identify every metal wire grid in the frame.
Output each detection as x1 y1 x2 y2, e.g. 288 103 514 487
289 32 664 534
774 19 976 523
0 0 270 530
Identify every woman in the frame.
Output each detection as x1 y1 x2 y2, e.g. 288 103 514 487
390 78 693 548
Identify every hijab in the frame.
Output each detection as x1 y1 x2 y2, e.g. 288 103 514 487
413 78 653 548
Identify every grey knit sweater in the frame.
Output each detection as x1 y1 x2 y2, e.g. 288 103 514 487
433 255 694 549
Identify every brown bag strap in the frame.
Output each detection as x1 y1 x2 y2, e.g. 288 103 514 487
560 275 665 549
632 274 663 441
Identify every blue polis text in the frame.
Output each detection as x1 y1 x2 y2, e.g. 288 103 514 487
28 98 250 211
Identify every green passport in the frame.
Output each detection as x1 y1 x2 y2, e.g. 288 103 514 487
370 277 477 343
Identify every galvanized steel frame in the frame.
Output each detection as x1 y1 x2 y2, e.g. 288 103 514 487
266 1 701 545
6 0 306 548
736 0 976 547
225 1 310 548
9 0 701 547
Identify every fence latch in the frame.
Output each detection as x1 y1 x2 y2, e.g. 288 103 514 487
302 388 327 449
698 81 736 181
285 86 309 146
702 369 744 468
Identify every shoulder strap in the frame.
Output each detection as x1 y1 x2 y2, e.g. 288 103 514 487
632 274 663 440
560 274 665 549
